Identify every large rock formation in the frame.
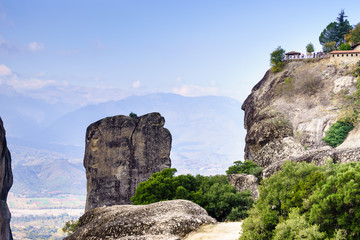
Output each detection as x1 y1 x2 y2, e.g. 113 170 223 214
0 117 13 240
65 200 216 240
227 174 259 199
242 58 360 176
84 112 171 212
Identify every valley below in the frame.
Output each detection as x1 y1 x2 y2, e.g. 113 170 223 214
8 193 85 240
0 93 245 239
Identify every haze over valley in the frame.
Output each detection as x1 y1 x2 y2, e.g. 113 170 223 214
0 88 245 197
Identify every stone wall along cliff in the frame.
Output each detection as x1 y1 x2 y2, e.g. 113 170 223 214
0 117 13 240
84 112 171 212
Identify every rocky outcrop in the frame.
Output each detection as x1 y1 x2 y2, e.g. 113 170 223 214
242 59 360 176
227 174 259 199
0 117 13 240
84 112 172 212
262 146 360 178
65 200 216 240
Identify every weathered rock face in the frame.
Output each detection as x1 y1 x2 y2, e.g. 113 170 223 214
228 174 259 199
0 117 13 240
242 59 360 176
84 112 171 212
65 200 216 240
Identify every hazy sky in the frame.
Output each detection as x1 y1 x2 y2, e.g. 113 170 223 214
1 0 360 103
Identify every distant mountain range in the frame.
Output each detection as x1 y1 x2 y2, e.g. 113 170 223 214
1 91 245 197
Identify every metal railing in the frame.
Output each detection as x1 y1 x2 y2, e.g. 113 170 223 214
286 53 330 61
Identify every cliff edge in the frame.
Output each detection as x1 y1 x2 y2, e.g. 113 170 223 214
242 58 360 176
0 117 13 240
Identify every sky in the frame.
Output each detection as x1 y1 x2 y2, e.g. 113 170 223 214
1 0 360 104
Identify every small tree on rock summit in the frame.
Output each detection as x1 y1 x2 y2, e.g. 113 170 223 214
270 46 285 73
319 10 352 48
306 43 314 54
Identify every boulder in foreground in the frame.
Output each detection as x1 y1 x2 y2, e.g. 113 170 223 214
65 200 216 240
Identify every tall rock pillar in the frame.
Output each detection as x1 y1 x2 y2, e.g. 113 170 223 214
0 117 13 240
84 112 171 212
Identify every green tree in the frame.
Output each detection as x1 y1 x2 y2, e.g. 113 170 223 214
270 46 286 73
62 220 80 236
306 43 315 54
240 161 326 240
337 10 353 43
131 168 178 204
203 182 253 222
339 43 352 50
319 22 340 46
240 160 360 239
323 41 337 53
226 160 263 180
350 23 360 44
131 168 254 221
319 10 352 47
309 163 360 239
129 112 138 118
273 209 325 240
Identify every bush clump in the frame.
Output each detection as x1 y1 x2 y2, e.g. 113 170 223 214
270 46 286 73
323 119 354 147
226 160 263 180
129 112 138 118
131 168 254 222
339 43 352 50
240 161 360 240
62 220 80 236
353 62 360 78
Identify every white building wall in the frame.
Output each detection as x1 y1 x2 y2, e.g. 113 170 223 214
330 53 360 64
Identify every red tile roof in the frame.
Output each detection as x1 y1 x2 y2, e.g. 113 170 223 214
330 50 360 54
285 51 301 55
352 43 360 49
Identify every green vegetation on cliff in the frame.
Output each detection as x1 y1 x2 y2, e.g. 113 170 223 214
319 10 352 47
323 62 360 148
339 43 352 50
323 119 354 147
240 161 360 240
306 43 314 54
226 160 263 180
131 168 254 221
270 46 286 73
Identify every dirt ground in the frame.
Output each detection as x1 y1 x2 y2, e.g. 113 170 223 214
184 222 242 240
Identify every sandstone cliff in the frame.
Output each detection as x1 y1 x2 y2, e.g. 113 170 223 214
84 112 171 212
65 200 216 240
242 58 360 176
0 117 13 240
